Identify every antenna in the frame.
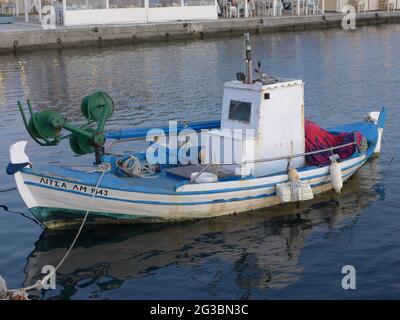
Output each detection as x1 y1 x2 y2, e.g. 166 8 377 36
254 60 279 85
244 33 253 84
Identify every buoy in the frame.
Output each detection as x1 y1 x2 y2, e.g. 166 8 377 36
276 167 314 203
198 148 208 164
288 167 300 182
329 154 343 194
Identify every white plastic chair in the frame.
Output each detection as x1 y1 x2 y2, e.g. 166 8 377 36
291 0 306 15
305 0 318 14
262 0 274 15
1 2 16 15
380 0 396 11
351 0 366 12
226 1 238 17
274 0 284 15
237 0 246 17
248 0 256 16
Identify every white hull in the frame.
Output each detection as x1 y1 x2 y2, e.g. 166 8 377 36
13 146 367 227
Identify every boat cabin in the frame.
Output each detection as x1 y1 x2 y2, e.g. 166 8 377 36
204 77 305 178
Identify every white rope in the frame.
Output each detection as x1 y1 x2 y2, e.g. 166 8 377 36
382 133 395 163
7 163 111 295
116 155 157 178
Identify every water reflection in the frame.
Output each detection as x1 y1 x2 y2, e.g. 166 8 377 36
22 159 384 299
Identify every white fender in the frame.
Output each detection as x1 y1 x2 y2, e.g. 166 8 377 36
329 155 343 194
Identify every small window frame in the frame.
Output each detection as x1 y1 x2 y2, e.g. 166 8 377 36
228 100 252 123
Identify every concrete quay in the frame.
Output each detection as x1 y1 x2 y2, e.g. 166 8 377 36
1 12 400 54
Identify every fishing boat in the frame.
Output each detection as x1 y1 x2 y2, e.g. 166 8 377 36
22 161 383 298
8 34 387 228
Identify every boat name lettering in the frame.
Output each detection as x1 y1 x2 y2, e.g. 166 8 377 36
39 178 109 196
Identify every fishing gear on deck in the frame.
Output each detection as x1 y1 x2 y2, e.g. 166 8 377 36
18 91 114 164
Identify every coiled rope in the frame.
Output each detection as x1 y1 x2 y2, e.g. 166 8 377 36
2 163 111 299
116 155 157 178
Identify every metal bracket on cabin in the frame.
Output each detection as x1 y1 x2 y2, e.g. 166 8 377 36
17 91 114 159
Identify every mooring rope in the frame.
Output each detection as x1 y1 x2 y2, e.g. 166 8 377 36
0 205 44 228
0 187 17 193
5 163 111 298
382 133 395 164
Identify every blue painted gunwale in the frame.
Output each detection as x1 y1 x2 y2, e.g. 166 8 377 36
22 153 367 197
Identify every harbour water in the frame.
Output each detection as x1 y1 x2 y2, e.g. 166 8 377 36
0 25 399 299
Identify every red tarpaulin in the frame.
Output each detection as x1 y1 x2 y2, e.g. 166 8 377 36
305 119 363 167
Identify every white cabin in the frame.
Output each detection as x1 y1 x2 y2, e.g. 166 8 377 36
203 78 305 178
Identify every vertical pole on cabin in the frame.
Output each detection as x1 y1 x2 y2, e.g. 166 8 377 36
244 33 253 84
15 0 19 16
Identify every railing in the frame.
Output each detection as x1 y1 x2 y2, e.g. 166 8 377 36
190 140 359 182
219 0 325 18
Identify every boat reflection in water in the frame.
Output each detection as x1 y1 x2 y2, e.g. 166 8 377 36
23 159 385 299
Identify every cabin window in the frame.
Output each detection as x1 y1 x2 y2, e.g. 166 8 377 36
228 100 252 123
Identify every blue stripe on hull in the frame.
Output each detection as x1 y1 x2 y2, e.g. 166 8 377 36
29 168 360 227
25 162 362 207
21 156 367 196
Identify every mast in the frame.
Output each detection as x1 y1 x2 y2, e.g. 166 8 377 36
244 33 253 84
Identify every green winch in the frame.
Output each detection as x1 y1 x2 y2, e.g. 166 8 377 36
18 91 114 163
